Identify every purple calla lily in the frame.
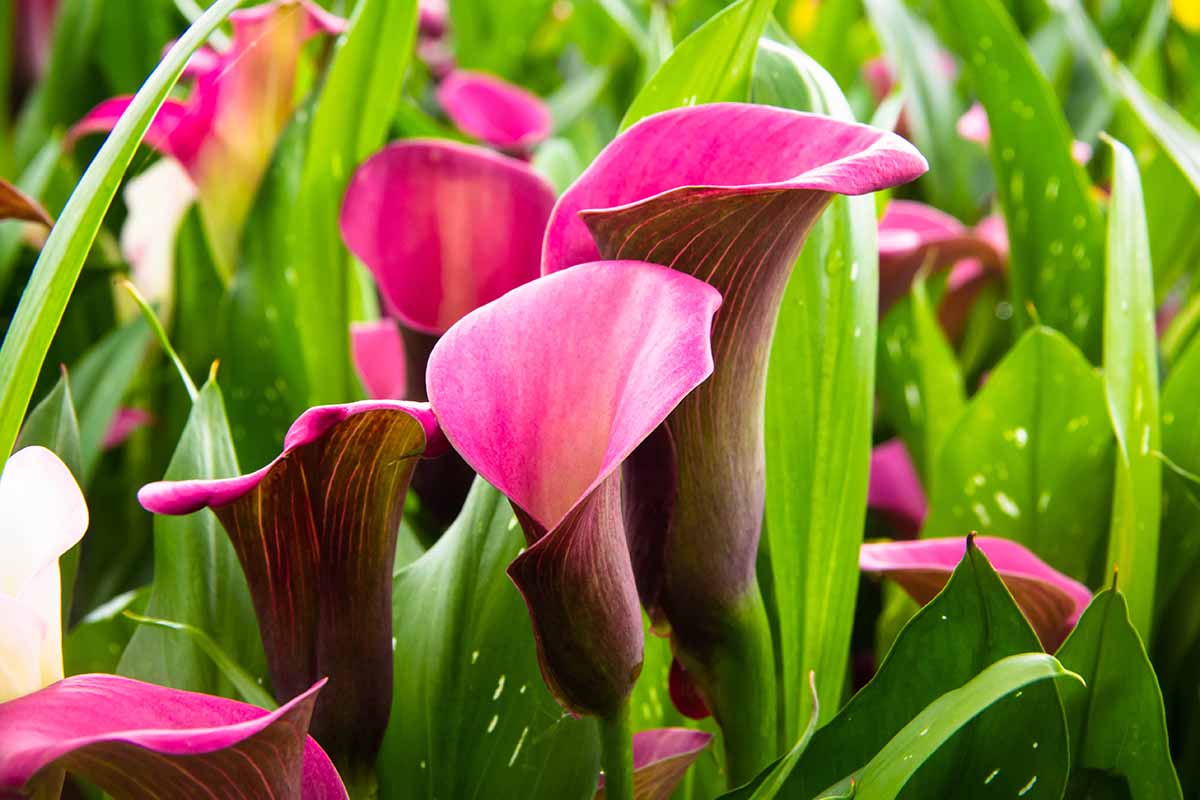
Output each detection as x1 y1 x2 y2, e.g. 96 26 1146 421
868 439 927 538
542 103 926 761
877 200 1007 320
861 536 1092 650
0 675 346 798
138 401 441 787
69 0 346 271
340 138 556 526
426 261 720 717
350 320 407 401
437 69 553 153
595 728 712 799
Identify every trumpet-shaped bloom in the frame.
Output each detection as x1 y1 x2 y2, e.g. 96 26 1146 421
70 0 346 270
867 439 926 538
860 536 1092 651
877 200 1007 319
0 676 346 798
437 70 553 152
427 261 720 716
350 320 407 400
139 401 441 778
596 729 712 799
0 447 88 703
542 103 927 662
0 178 52 227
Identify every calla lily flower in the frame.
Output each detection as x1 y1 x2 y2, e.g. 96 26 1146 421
119 157 197 305
13 0 58 92
138 401 441 784
958 102 1093 165
595 728 712 799
351 320 407 401
542 103 926 729
426 261 721 717
101 407 154 450
867 439 927 537
341 139 556 525
419 0 448 38
1 447 88 704
69 0 346 271
860 536 1092 650
862 52 957 139
0 675 346 798
0 178 53 227
437 69 553 152
877 200 1007 320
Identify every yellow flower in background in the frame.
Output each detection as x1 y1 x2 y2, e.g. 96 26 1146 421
0 447 88 702
1174 0 1200 32
788 0 821 39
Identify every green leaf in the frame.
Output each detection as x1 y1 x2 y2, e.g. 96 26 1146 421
1157 335 1200 638
924 327 1113 584
0 0 242 471
0 137 60 295
67 316 151 483
877 274 965 485
1101 134 1161 640
815 654 1081 800
755 37 879 738
381 478 600 799
17 366 83 479
448 0 552 75
862 0 980 220
937 0 1106 361
118 376 267 701
291 0 418 408
779 540 1071 798
63 587 148 677
1056 589 1182 799
123 611 276 710
619 0 774 131
718 674 821 799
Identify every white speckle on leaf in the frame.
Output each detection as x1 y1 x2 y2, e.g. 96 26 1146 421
984 769 999 784
1019 776 1038 796
494 675 506 700
995 491 1020 519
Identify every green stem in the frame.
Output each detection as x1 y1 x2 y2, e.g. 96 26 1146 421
697 584 778 788
598 700 634 800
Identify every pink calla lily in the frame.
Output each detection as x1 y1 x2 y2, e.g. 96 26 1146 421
0 675 346 798
138 401 441 781
958 102 1093 165
351 320 407 401
69 0 346 271
542 103 926 724
101 407 154 450
436 69 553 152
860 535 1093 650
867 439 927 537
595 728 713 799
426 260 720 717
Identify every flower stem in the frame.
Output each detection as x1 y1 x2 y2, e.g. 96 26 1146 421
598 699 634 800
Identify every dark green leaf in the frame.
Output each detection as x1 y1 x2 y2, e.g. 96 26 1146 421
381 478 600 799
924 327 1113 584
118 377 267 701
1056 589 1181 799
1101 135 1160 638
779 540 1071 799
938 0 1106 361
17 366 82 479
63 587 148 676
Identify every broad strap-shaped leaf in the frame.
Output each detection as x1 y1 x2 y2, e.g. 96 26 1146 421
138 401 440 780
814 654 1080 800
437 69 552 151
118 378 266 703
0 447 88 703
1102 136 1161 638
17 367 83 481
781 539 1071 798
596 729 712 800
1056 590 1182 798
340 139 555 336
753 37 883 738
0 675 346 799
938 0 1106 360
861 536 1092 651
923 327 1113 585
427 261 720 716
382 478 601 799
956 102 1094 165
619 0 775 130
542 99 926 671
